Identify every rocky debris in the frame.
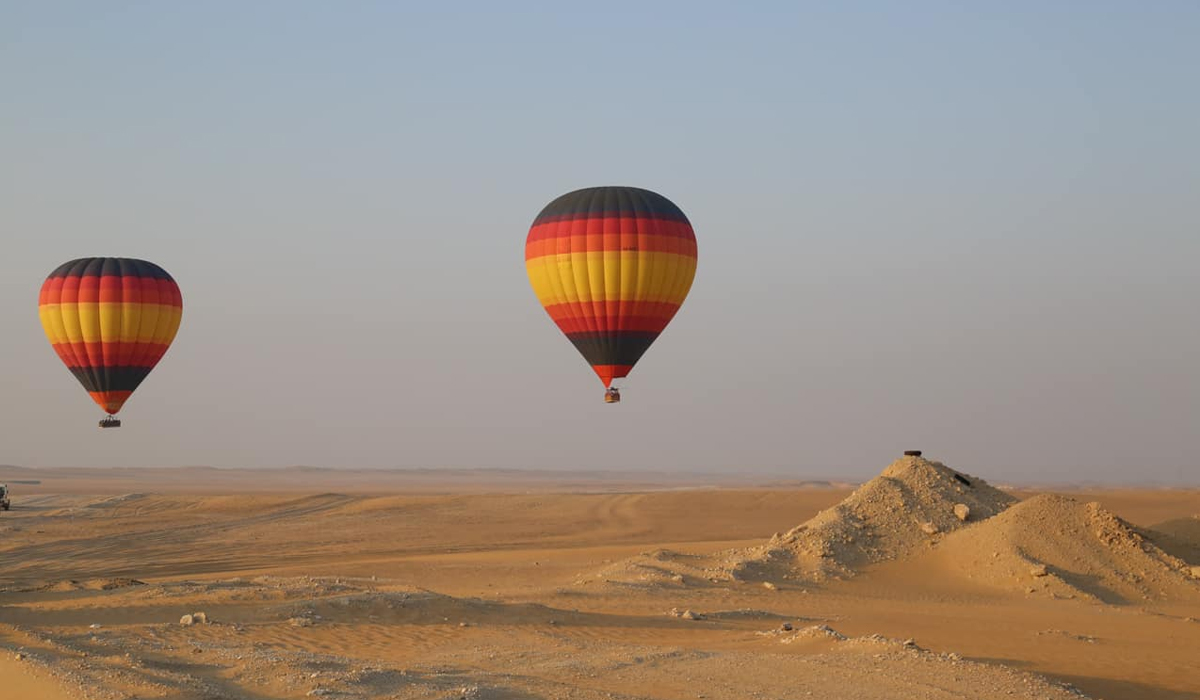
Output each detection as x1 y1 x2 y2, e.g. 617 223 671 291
920 522 940 536
954 504 971 522
1030 564 1049 577
668 608 704 620
99 578 146 590
193 611 208 624
782 624 847 642
761 581 777 591
781 622 793 631
179 614 195 626
290 616 315 627
1189 566 1200 579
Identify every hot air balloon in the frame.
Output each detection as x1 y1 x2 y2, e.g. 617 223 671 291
525 186 697 402
38 258 183 428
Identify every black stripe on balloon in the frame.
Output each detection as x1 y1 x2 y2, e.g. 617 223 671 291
47 257 175 281
534 187 690 226
565 331 661 368
69 366 154 394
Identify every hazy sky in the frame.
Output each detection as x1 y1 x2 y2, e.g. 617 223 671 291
2 2 1198 482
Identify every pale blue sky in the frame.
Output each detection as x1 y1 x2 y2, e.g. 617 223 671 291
2 2 1198 482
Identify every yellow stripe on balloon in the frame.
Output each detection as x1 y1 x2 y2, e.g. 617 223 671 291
152 305 183 345
38 306 69 345
38 304 183 343
525 251 697 306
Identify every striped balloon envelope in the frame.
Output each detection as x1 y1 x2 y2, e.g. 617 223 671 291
38 258 183 426
525 186 698 400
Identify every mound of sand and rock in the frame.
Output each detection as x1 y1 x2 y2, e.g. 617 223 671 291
934 494 1200 603
583 455 1017 588
723 455 1017 582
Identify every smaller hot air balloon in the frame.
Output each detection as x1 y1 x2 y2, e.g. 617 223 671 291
525 186 698 402
38 258 183 427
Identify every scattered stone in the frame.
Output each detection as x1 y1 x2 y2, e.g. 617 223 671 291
14 652 25 661
1037 629 1097 643
781 622 793 631
921 522 940 536
288 617 314 627
192 611 208 624
668 608 704 620
1189 566 1200 579
762 581 778 591
89 623 101 629
953 503 970 522
1030 564 1049 577
179 614 195 626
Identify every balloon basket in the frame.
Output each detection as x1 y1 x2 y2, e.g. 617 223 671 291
99 416 121 429
604 390 621 404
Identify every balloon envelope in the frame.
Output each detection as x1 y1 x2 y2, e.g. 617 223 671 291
38 258 183 416
525 186 698 388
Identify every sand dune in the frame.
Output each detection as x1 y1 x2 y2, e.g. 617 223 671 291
1148 514 1200 565
931 494 1200 604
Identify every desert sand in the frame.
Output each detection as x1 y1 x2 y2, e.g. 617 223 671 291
1 457 1198 699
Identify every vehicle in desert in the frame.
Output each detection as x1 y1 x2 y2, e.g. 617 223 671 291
0 484 10 511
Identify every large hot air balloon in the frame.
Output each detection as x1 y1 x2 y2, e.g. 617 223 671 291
525 186 698 402
38 258 183 428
